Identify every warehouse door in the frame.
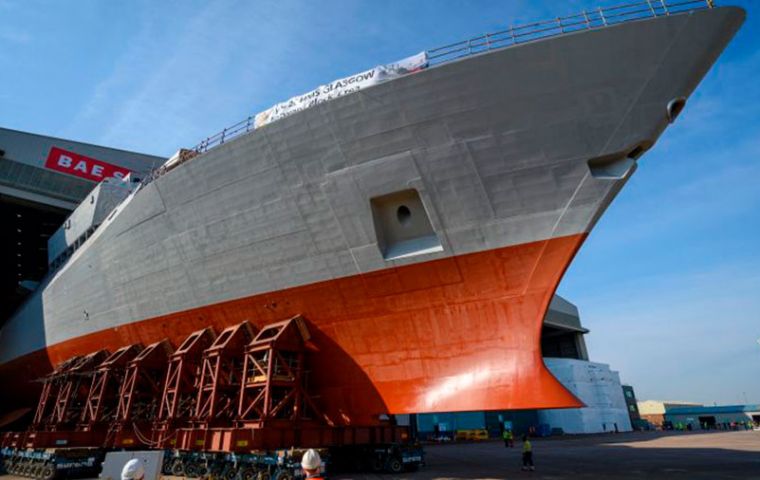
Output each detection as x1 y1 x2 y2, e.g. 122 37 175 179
698 416 716 429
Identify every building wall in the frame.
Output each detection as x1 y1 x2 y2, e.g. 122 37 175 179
416 411 486 434
622 385 640 421
666 412 758 428
641 413 666 426
665 405 760 429
0 127 162 174
540 328 588 361
543 295 589 361
538 358 632 434
415 410 540 438
0 127 163 210
637 400 701 416
638 400 666 416
622 385 648 429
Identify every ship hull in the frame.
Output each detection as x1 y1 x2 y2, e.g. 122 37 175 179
1 234 585 424
0 6 744 422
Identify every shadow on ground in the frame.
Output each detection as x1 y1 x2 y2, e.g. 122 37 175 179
334 430 760 480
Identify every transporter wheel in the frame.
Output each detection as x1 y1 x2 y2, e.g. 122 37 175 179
32 463 43 479
256 470 270 480
171 460 185 477
162 459 174 476
195 462 209 478
23 462 33 476
239 467 257 480
386 457 404 474
273 471 292 480
41 464 56 480
208 461 225 478
184 461 200 478
221 464 238 480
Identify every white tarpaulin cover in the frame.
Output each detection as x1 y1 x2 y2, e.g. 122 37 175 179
254 52 428 129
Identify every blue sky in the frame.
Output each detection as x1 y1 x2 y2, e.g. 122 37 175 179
1 0 758 405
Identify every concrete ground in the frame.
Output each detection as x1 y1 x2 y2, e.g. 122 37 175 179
336 430 760 480
2 430 758 480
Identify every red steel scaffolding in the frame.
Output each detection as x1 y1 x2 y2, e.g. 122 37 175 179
154 327 215 449
3 315 410 455
110 340 173 448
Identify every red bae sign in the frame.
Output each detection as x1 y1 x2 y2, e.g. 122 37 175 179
44 147 132 182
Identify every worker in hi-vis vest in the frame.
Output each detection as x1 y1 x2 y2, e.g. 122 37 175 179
521 435 535 471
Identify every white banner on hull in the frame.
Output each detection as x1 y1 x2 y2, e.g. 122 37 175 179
254 52 428 129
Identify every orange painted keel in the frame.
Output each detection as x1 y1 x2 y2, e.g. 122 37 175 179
0 234 586 423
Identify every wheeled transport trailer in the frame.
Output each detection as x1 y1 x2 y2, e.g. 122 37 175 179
0 316 424 479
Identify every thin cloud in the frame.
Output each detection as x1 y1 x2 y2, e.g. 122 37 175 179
65 1 319 156
0 29 31 45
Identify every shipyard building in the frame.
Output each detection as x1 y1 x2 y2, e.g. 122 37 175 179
637 400 703 427
665 405 760 429
0 127 163 325
638 400 760 429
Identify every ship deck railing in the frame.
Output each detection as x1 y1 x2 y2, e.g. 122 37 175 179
427 0 714 64
141 0 715 186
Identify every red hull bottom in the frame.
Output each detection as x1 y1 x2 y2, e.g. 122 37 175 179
0 234 586 425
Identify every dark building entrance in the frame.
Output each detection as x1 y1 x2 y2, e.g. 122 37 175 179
0 194 68 322
699 416 716 428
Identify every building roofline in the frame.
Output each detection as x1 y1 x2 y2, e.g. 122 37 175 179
0 126 164 160
543 320 589 334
